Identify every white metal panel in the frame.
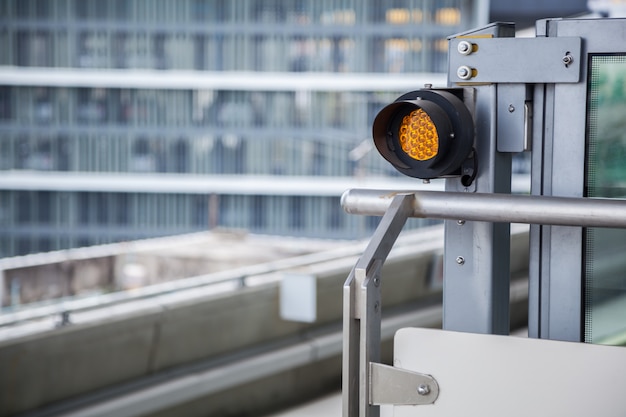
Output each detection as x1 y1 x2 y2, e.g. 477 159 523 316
393 327 626 417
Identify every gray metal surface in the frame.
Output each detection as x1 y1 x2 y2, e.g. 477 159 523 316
444 22 514 336
448 37 582 84
369 363 438 406
497 84 532 152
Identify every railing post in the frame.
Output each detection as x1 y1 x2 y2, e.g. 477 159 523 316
342 194 415 417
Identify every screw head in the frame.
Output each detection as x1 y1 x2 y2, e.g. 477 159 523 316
417 384 431 395
562 54 573 66
457 66 470 80
457 40 472 55
456 256 465 265
508 104 515 113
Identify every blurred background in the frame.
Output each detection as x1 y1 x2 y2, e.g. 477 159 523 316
0 0 590 259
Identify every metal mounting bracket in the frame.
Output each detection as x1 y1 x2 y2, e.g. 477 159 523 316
370 363 439 406
449 37 582 84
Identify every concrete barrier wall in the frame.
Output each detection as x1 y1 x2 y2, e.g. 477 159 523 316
1 257 116 307
0 231 344 307
0 227 529 416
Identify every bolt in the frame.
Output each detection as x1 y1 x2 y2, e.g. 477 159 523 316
373 277 380 287
417 384 431 396
457 41 472 55
423 179 431 184
457 66 471 80
374 301 380 312
508 104 515 113
424 83 433 89
563 53 573 67
456 256 465 265
457 220 465 226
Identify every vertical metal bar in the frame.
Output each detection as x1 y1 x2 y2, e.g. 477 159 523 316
528 77 547 338
444 22 514 335
443 85 512 334
342 194 414 417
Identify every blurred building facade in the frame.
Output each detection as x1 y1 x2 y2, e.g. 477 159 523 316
0 0 487 257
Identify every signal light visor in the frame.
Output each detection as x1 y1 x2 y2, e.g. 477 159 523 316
372 89 474 180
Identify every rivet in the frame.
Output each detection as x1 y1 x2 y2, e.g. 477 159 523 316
508 104 515 113
457 220 465 226
417 384 431 395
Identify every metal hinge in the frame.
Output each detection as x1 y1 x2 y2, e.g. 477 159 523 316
369 363 439 406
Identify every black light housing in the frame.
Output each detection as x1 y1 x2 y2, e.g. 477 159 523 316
372 89 475 180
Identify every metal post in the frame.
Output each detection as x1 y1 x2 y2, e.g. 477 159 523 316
342 194 415 417
444 22 516 335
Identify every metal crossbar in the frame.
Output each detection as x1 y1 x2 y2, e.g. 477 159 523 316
341 190 626 228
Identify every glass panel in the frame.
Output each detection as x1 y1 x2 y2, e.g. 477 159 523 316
584 54 626 345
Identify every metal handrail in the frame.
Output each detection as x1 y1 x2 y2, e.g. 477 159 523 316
342 189 626 228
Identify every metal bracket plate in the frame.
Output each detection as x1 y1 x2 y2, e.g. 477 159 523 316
497 83 532 152
370 363 439 406
449 37 582 84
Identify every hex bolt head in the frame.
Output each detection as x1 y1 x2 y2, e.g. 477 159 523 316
563 53 573 67
417 384 431 396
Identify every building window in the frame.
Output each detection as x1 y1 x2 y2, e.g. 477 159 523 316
250 195 266 229
77 88 108 124
289 196 304 229
0 87 11 121
17 31 52 67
